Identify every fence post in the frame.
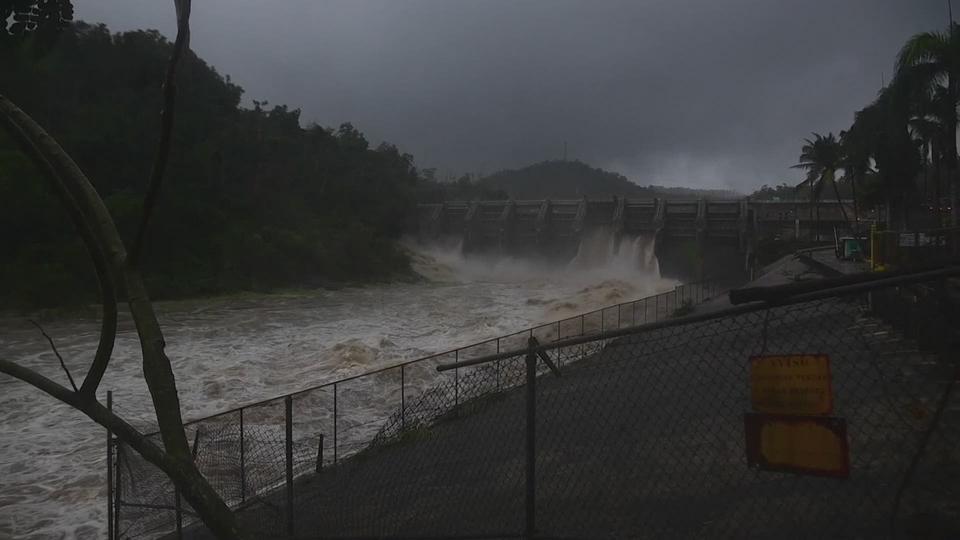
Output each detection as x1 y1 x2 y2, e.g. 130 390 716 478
285 395 294 538
106 391 114 540
191 428 201 461
239 408 246 503
401 364 406 430
525 337 537 539
316 434 324 473
333 383 338 464
114 411 121 538
496 338 501 391
175 489 183 538
617 304 622 329
455 350 460 410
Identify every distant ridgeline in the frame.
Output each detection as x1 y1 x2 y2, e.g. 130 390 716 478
0 22 419 308
461 160 740 201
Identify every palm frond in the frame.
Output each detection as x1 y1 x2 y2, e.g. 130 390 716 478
896 30 949 75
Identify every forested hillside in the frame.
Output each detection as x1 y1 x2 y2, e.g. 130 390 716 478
1 23 419 308
476 160 740 200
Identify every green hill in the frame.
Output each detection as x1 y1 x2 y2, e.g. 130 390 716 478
476 160 740 200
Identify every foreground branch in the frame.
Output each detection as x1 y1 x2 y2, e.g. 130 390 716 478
28 320 78 392
0 94 118 400
130 0 192 266
0 358 242 539
1 2 241 536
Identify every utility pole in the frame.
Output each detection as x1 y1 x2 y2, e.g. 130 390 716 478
563 141 568 161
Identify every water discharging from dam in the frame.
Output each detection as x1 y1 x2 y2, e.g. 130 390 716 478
0 237 674 540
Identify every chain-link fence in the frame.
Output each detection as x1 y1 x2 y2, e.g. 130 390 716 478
107 272 960 538
107 282 717 539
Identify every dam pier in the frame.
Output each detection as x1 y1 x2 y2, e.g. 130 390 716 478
417 197 858 283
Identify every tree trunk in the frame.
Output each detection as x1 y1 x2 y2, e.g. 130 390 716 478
0 94 243 540
815 201 820 241
830 172 851 234
949 73 959 227
850 174 861 235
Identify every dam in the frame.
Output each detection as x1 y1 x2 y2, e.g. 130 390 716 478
416 197 858 284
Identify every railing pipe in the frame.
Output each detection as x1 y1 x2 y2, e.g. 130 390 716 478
437 266 960 373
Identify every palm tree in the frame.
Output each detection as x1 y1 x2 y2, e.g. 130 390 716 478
907 84 953 227
897 22 960 226
839 128 870 231
843 77 923 230
792 132 851 241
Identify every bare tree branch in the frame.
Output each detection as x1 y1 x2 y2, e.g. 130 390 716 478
0 358 239 539
28 319 78 392
0 95 118 400
130 0 192 266
0 2 242 536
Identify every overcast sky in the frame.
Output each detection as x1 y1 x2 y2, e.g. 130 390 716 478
77 1 944 193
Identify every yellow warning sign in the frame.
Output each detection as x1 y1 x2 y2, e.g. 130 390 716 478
750 354 832 415
744 413 849 478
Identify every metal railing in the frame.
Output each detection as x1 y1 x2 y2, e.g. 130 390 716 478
107 280 719 539
870 226 960 270
426 266 960 540
109 266 960 539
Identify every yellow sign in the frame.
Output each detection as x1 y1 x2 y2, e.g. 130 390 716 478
744 413 849 478
750 354 832 415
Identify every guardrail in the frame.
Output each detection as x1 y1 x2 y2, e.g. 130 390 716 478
870 226 960 270
107 280 719 539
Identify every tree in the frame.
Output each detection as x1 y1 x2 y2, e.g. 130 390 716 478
905 81 954 227
896 22 960 226
2 18 419 308
792 132 851 240
0 0 73 41
0 1 242 538
839 128 869 230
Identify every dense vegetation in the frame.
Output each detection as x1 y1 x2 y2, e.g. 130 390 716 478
790 22 960 231
458 160 739 200
1 22 419 308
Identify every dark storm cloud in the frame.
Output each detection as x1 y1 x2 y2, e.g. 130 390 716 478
77 0 944 192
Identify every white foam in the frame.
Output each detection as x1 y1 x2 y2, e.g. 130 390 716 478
0 237 673 539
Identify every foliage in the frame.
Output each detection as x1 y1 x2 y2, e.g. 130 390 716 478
795 21 960 229
467 160 740 200
0 22 419 308
791 132 852 230
0 0 73 48
416 171 509 202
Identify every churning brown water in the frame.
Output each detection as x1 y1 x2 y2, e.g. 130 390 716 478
0 235 673 539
